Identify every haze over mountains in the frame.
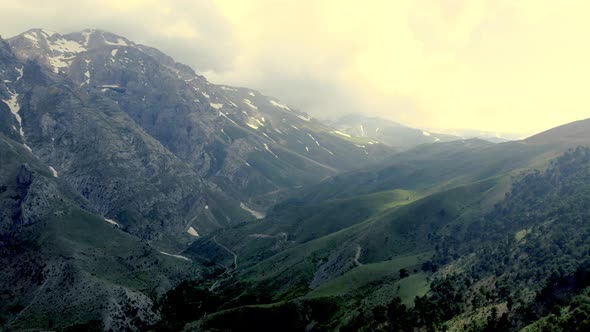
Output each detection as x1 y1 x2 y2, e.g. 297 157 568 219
1 28 590 331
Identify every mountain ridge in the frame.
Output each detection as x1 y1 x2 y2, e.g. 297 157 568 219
7 28 395 210
4 27 590 331
525 117 590 145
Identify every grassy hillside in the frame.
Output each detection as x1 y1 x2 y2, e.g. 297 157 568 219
307 252 431 298
288 139 563 205
167 172 511 331
171 137 590 331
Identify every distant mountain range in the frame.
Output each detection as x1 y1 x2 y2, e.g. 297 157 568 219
327 113 458 150
329 113 524 147
2 27 590 331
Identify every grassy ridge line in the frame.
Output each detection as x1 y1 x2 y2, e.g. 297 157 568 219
235 176 505 302
238 190 425 282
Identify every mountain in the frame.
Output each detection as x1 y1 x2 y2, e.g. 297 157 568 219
5 26 590 331
525 117 590 145
175 120 590 331
8 29 394 211
182 137 551 276
0 33 230 330
329 113 459 149
0 28 396 330
433 128 523 143
1 34 247 245
0 133 205 331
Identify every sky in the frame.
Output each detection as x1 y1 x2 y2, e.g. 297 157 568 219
1 0 589 137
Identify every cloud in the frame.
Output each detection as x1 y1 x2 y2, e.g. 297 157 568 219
0 0 237 71
1 0 589 135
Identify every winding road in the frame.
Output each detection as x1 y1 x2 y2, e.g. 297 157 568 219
209 236 239 292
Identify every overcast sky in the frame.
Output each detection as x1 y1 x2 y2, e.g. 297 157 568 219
1 0 589 136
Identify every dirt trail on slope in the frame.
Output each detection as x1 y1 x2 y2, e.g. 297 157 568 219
354 245 363 266
209 236 238 291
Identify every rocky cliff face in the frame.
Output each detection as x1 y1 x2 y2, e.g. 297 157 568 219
7 29 393 208
0 134 201 331
1 32 248 243
1 38 202 328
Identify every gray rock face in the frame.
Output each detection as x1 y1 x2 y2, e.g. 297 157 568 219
2 32 250 242
7 29 394 207
0 134 190 331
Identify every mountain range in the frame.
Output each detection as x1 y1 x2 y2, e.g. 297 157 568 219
2 28 590 331
327 113 459 150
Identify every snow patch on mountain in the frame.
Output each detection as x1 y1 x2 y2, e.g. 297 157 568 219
104 218 120 227
240 202 265 219
322 147 335 155
264 143 279 159
251 117 265 127
49 38 87 54
41 29 57 37
83 60 91 85
48 55 75 73
297 114 311 121
104 37 129 46
218 111 239 126
81 30 91 46
243 98 258 110
270 100 290 111
307 133 321 146
31 33 89 73
210 103 223 109
15 67 23 81
332 130 351 138
49 166 59 178
23 33 40 47
159 251 191 261
2 91 24 138
262 132 276 143
187 227 199 237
